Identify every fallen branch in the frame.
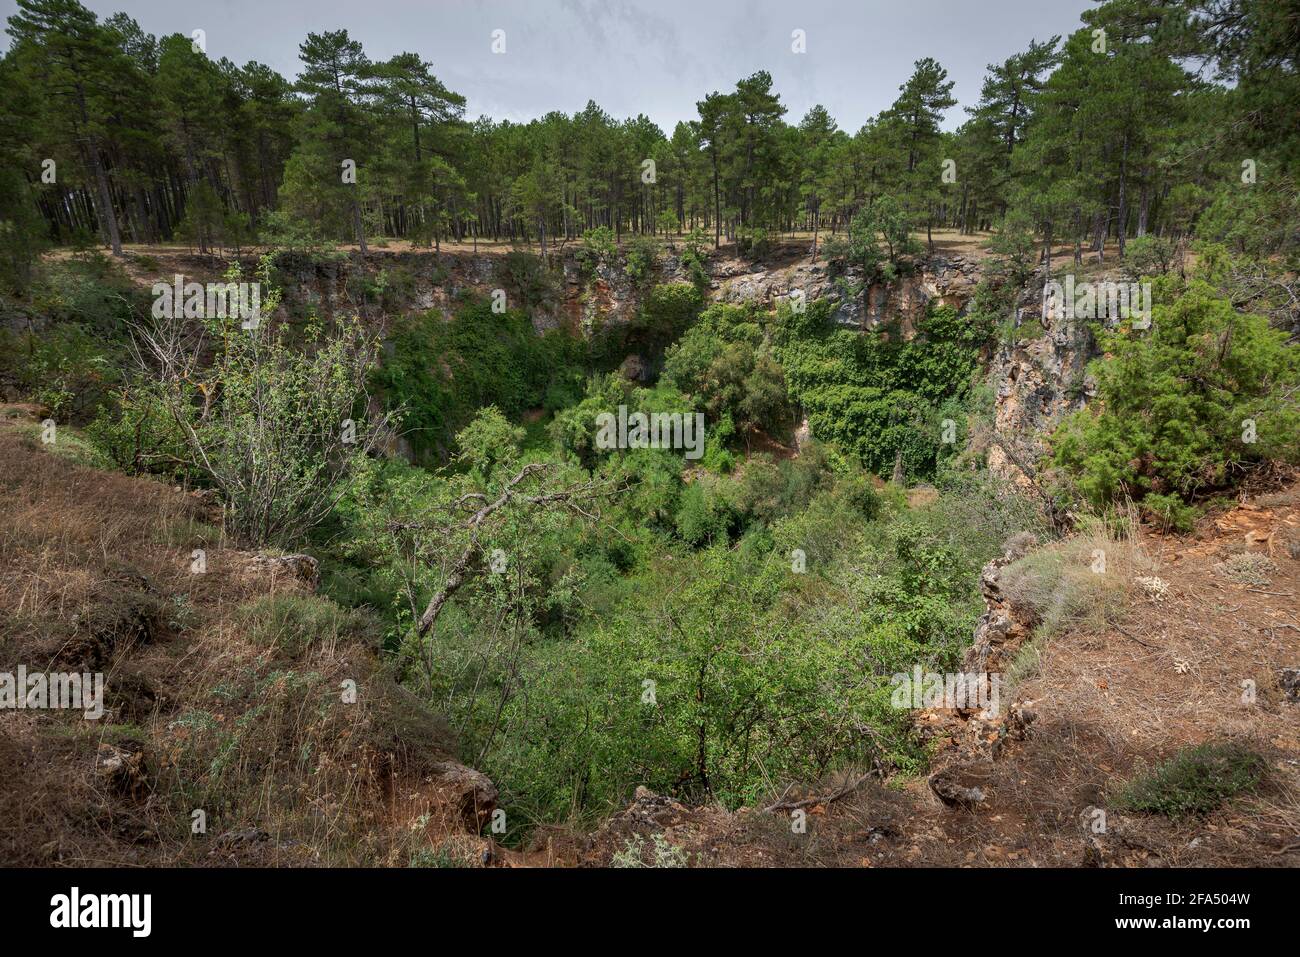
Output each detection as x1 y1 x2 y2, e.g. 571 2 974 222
763 772 874 814
1114 623 1155 648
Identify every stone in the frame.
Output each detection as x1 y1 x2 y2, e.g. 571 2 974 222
242 553 320 593
430 761 498 830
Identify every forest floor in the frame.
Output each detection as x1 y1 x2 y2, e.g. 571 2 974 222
0 408 495 867
61 227 1145 269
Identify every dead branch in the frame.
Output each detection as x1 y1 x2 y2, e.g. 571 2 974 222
413 463 626 637
762 771 874 814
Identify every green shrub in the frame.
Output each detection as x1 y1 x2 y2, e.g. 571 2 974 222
0 324 119 421
623 234 660 287
1050 278 1300 520
1122 235 1177 277
498 251 561 315
674 479 736 546
679 226 711 290
636 282 704 350
86 385 192 478
775 298 990 478
1115 743 1266 818
576 226 617 275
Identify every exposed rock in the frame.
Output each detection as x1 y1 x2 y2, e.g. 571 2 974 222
95 742 150 800
962 533 1039 677
619 785 691 827
914 533 1043 782
793 416 813 451
1078 810 1164 867
618 353 652 383
56 574 165 670
986 270 1102 485
1278 667 1300 704
241 553 320 593
915 700 1037 760
214 827 271 848
430 761 498 831
714 254 980 336
927 767 986 809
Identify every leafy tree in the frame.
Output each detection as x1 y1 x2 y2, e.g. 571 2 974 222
1051 276 1300 527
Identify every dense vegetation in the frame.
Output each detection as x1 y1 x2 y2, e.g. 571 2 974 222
1 0 1297 840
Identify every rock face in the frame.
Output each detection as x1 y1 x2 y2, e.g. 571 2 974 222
429 761 498 831
916 533 1041 800
985 270 1113 486
962 531 1038 677
713 253 980 335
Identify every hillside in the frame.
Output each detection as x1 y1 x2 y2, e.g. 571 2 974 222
2 398 1296 868
2 227 1297 868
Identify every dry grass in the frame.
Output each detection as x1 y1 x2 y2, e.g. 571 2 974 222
0 419 474 867
1000 512 1154 641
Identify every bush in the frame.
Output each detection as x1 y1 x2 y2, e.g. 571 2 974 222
674 478 736 546
679 226 711 290
636 282 704 350
611 833 690 868
0 323 119 422
1123 234 1177 277
498 251 561 315
775 298 989 478
129 260 390 546
86 386 192 478
1050 278 1300 521
1115 743 1266 818
998 520 1147 638
661 302 794 440
576 226 617 275
623 234 660 287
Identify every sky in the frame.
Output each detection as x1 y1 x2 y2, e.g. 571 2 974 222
1 0 1096 132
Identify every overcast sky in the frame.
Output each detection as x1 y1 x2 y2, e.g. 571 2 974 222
2 0 1095 131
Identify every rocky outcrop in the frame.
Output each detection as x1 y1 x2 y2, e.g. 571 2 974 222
986 272 1101 485
429 761 498 831
239 553 320 593
961 531 1038 677
713 253 980 335
95 742 150 800
916 533 1042 800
